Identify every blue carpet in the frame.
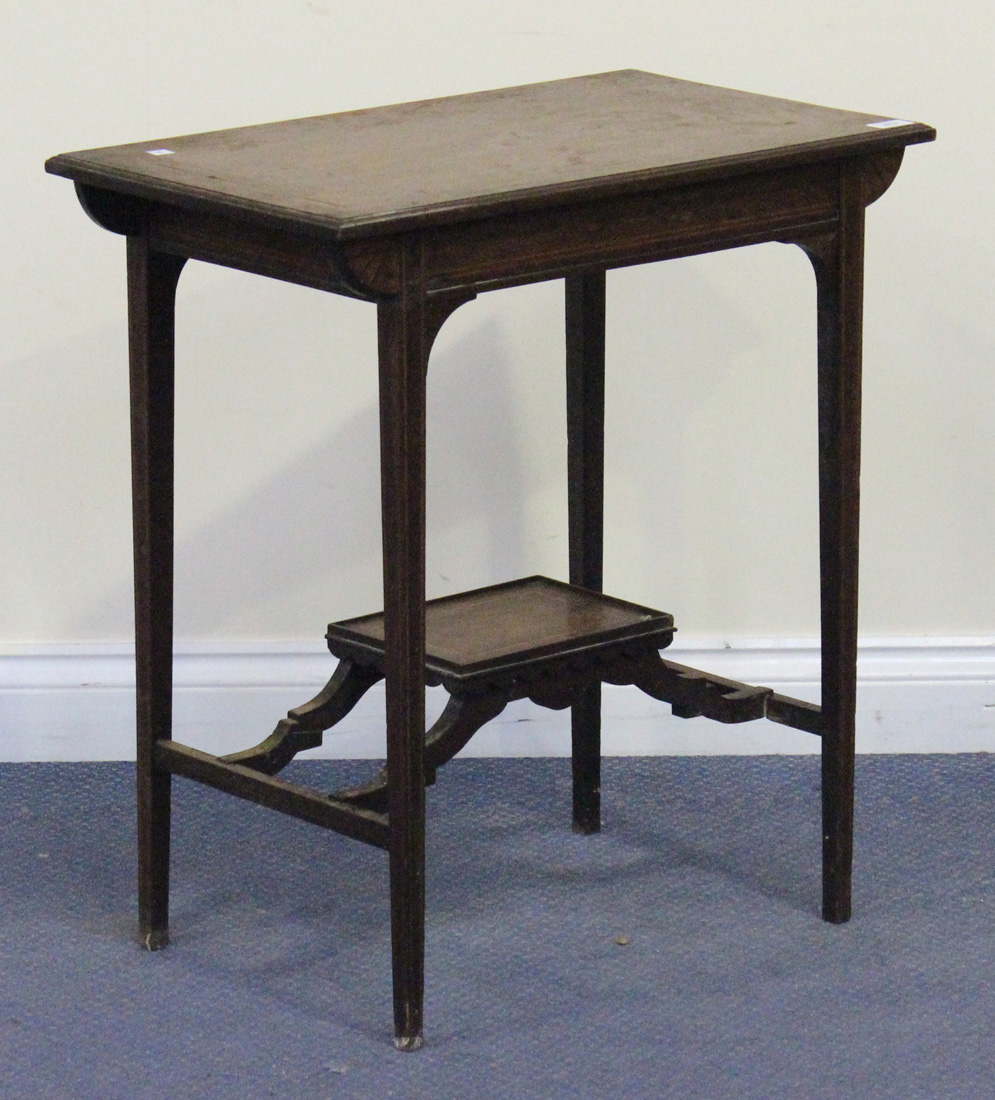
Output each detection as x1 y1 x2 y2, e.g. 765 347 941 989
2 756 994 1099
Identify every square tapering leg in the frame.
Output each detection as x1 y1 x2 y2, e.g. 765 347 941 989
806 164 866 924
566 271 606 834
128 236 185 949
378 256 430 1050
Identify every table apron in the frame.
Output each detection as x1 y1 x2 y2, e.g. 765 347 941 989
345 160 858 296
145 204 381 300
101 150 905 303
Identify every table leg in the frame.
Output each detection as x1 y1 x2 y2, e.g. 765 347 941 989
566 271 607 834
378 270 430 1051
127 237 186 949
809 167 866 924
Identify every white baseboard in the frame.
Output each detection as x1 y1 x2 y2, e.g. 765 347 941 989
2 638 994 761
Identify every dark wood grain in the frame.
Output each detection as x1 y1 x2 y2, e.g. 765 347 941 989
332 690 510 813
377 241 432 1052
157 741 389 848
128 235 186 952
221 659 383 775
48 69 934 1048
46 71 933 241
395 160 842 296
326 576 675 682
566 272 607 833
796 161 867 925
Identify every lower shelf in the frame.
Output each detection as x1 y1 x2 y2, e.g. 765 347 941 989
201 576 823 833
324 575 676 687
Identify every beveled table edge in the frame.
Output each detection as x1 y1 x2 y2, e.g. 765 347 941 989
45 124 935 244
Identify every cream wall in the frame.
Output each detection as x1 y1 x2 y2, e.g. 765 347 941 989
2 1 992 653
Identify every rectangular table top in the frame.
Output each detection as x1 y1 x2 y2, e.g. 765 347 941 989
46 70 934 240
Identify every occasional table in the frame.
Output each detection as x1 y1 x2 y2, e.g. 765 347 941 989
46 70 934 1049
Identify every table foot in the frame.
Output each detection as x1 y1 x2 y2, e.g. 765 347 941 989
141 927 169 951
822 896 851 925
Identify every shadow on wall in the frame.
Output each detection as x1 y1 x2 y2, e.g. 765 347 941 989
70 302 546 641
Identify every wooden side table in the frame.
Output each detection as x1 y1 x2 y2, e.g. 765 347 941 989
46 71 934 1049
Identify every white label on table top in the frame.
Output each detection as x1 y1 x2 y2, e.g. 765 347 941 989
146 148 175 155
867 119 912 129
